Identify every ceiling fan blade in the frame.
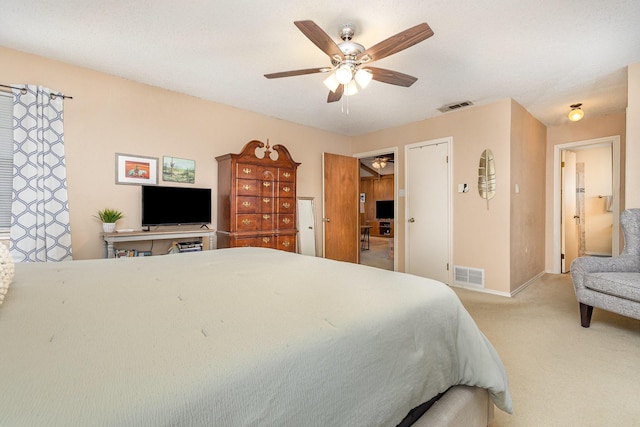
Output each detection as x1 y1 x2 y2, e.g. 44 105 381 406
264 67 329 79
367 67 418 87
294 20 345 61
327 85 344 103
358 22 434 63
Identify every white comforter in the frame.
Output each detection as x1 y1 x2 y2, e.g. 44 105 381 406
0 247 511 426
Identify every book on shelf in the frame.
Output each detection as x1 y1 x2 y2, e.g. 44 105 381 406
115 249 137 258
177 241 203 252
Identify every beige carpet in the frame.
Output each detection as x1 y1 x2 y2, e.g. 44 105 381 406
453 274 640 426
360 236 394 270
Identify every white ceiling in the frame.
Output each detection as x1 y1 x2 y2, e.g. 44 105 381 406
1 1 639 136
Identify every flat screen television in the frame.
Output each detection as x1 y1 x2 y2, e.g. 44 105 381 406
376 200 394 219
142 185 211 226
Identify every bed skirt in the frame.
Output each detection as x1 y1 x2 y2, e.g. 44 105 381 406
413 385 494 427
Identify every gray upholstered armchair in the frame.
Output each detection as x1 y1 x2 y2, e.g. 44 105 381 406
570 209 640 327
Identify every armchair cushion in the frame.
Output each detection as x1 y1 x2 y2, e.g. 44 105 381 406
583 272 640 303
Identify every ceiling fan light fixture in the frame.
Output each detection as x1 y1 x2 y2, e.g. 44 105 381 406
266 20 434 104
568 103 584 122
372 159 387 169
354 68 373 88
344 80 359 96
335 64 354 84
323 74 340 92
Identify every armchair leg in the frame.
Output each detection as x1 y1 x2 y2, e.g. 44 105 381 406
579 303 593 328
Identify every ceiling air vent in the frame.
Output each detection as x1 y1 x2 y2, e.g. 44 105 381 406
438 101 474 113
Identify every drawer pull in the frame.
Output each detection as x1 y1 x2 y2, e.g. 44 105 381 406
283 172 291 178
263 182 271 187
282 202 290 209
263 214 271 220
242 201 251 208
263 198 271 204
282 186 291 193
282 241 290 247
242 219 252 226
242 168 252 175
262 237 271 243
242 184 251 191
282 217 291 225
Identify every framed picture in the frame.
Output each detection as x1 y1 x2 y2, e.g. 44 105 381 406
136 251 152 257
163 156 195 183
115 153 158 185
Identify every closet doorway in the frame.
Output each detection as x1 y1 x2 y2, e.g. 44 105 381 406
356 148 397 271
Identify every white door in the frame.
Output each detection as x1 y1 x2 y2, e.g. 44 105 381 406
297 197 316 256
561 150 578 273
406 139 450 283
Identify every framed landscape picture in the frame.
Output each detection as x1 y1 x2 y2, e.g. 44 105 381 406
116 153 158 185
163 156 195 183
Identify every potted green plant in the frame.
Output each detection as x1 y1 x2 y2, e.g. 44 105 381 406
95 208 124 233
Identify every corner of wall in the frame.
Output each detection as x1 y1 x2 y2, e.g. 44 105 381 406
626 63 640 208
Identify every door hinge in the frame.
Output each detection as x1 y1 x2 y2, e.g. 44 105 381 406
446 155 449 163
446 263 449 271
561 161 565 167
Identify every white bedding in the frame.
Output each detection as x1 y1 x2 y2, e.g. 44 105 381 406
0 247 511 426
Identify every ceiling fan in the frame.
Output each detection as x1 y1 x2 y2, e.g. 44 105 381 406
264 20 434 103
372 155 394 169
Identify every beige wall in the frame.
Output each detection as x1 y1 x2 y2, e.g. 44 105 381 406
627 63 640 208
3 43 633 294
352 100 520 294
545 111 626 270
509 100 546 292
0 46 352 259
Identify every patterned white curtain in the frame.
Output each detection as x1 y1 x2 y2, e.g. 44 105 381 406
10 85 72 262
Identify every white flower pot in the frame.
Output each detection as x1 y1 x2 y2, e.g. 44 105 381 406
102 223 116 233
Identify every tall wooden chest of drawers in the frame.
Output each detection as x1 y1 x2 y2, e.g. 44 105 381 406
216 140 300 252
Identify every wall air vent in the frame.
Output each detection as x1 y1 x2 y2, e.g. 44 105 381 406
453 265 485 288
438 101 474 113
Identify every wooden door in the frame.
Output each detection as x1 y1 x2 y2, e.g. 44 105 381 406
322 153 360 263
406 140 450 283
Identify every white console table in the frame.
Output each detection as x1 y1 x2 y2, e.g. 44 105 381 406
102 229 215 259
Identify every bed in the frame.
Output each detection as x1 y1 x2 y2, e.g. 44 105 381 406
0 247 511 426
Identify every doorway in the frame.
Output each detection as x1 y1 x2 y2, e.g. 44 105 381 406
554 136 621 274
355 148 398 271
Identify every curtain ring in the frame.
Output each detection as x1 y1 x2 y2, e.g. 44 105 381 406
20 88 27 95
50 93 57 100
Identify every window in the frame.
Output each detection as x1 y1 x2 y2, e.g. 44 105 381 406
0 91 13 238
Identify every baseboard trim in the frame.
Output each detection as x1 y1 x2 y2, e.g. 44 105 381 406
451 284 512 298
451 270 545 298
510 271 545 297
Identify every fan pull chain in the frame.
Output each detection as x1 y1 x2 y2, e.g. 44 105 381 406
341 85 350 115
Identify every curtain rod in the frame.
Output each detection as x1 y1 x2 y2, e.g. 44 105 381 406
0 84 73 99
